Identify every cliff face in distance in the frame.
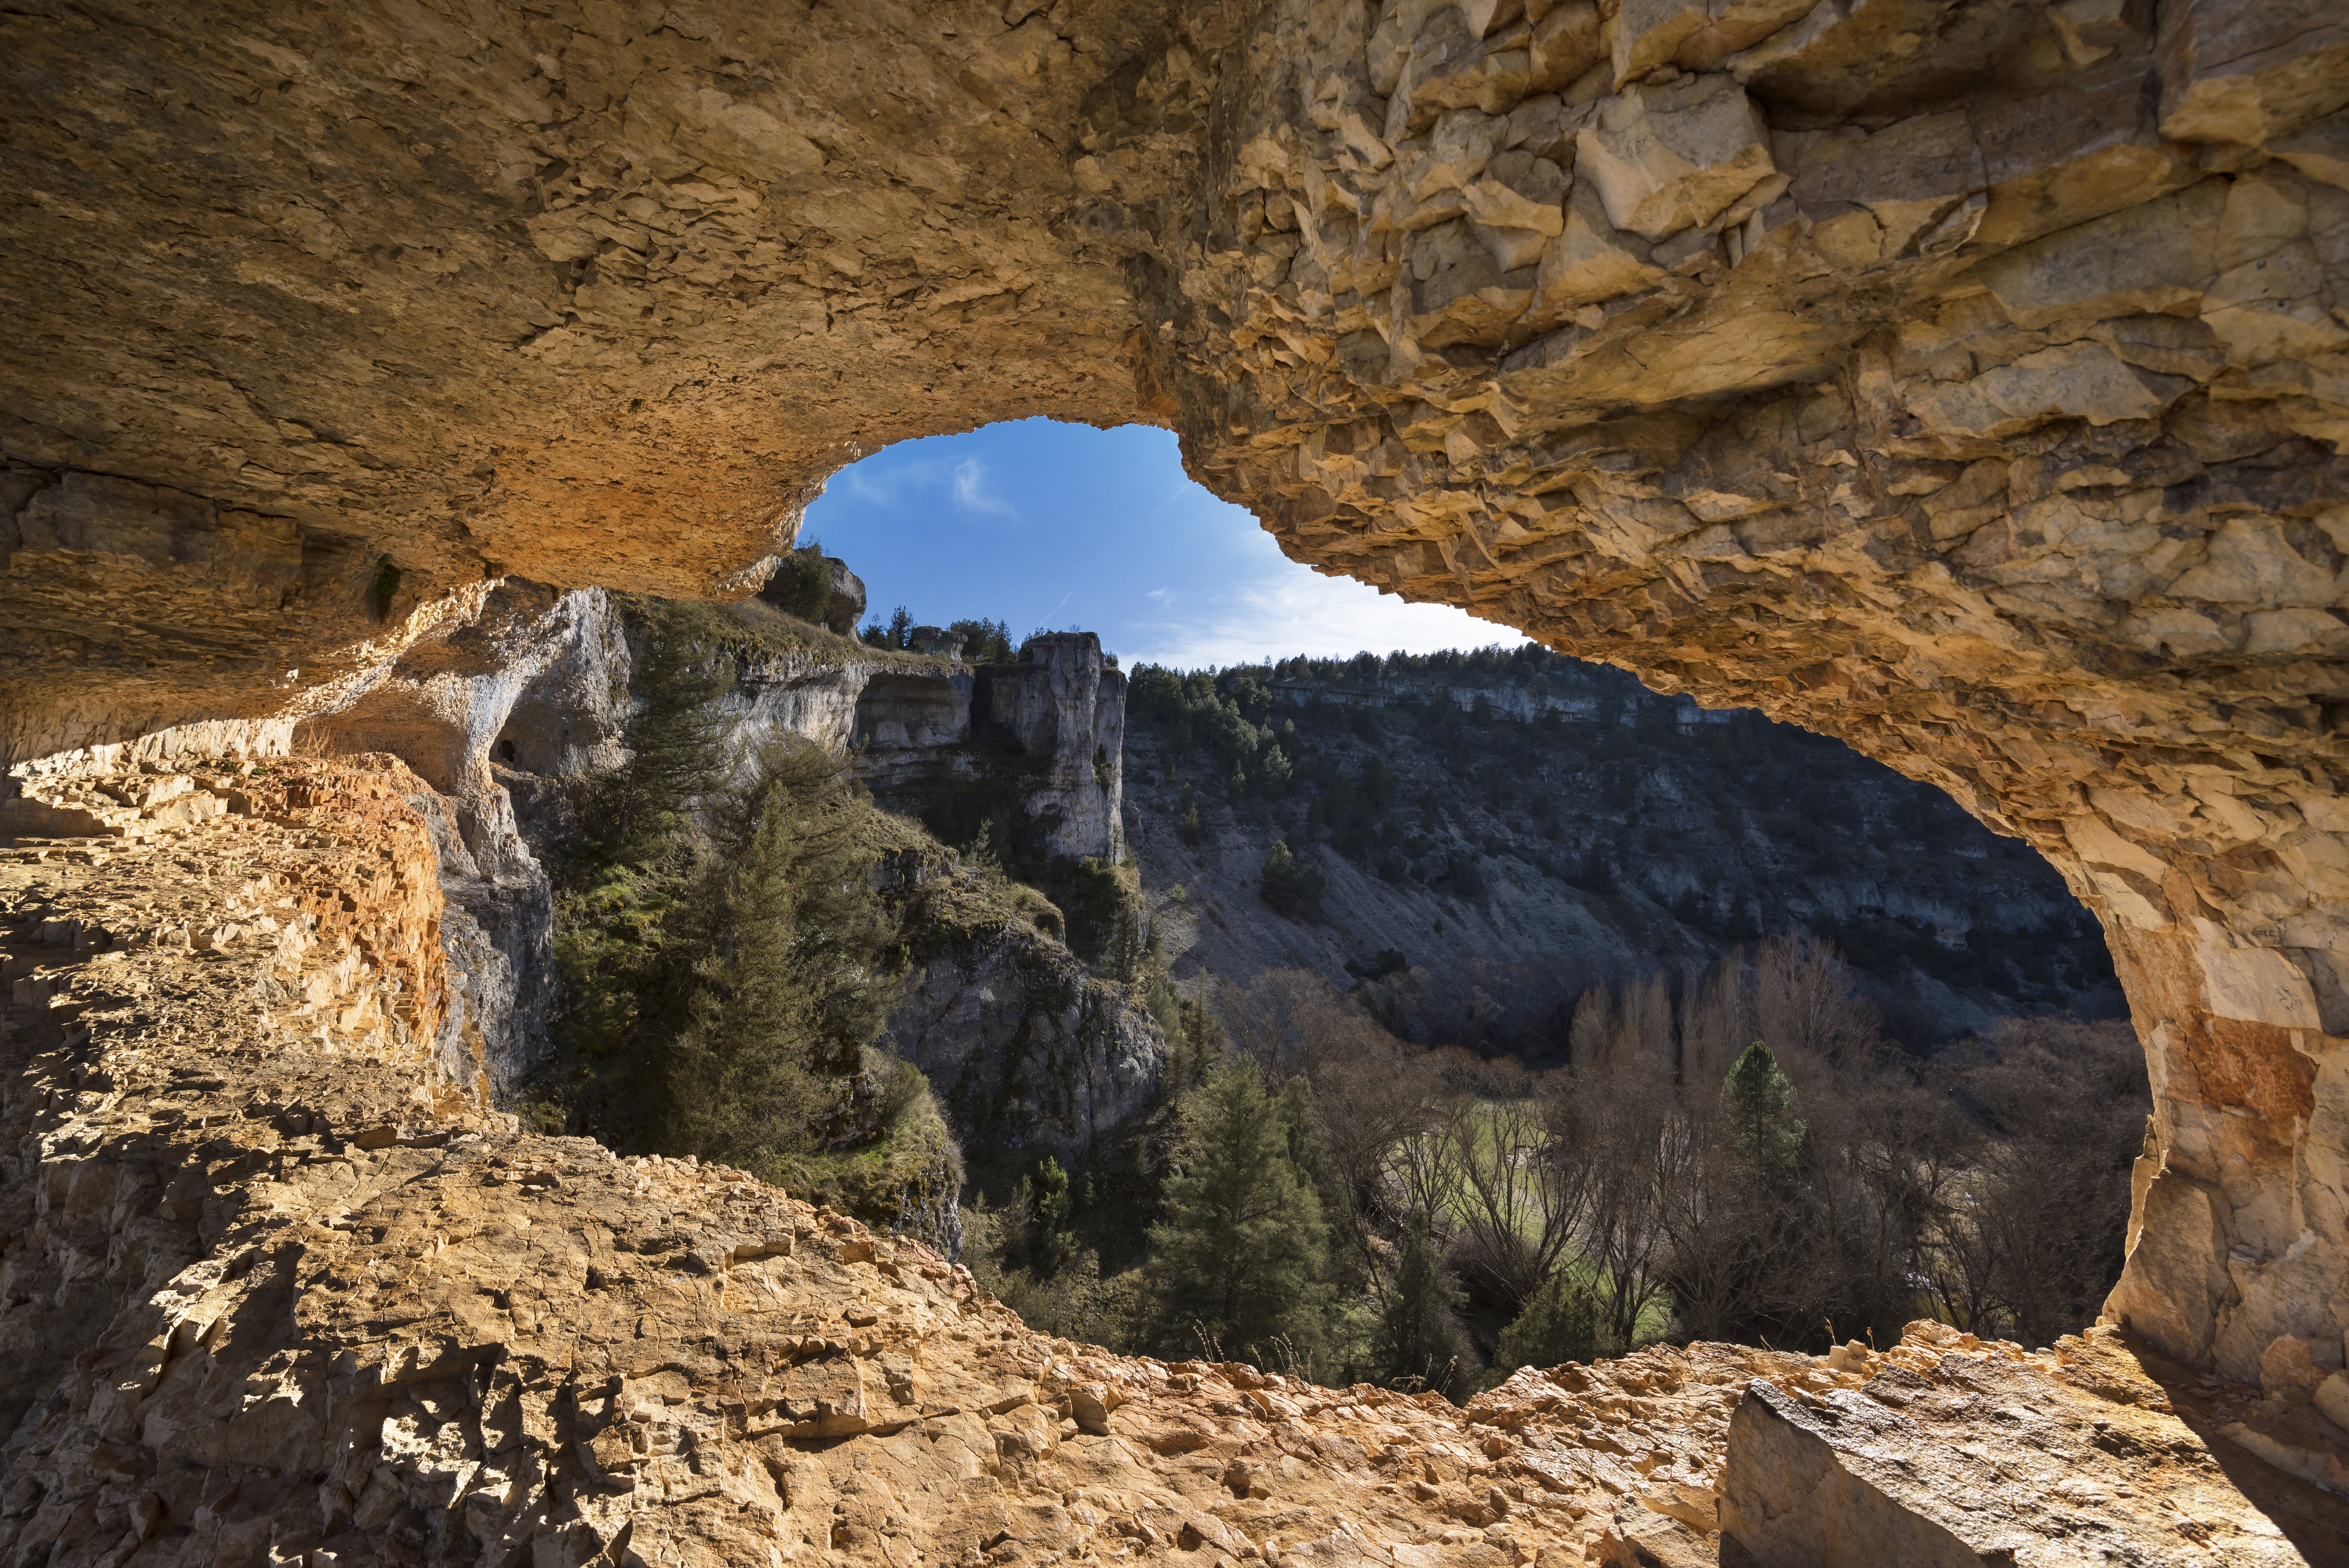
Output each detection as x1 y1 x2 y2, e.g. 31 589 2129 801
4 0 2349 1560
486 590 1165 1178
1126 651 2121 1053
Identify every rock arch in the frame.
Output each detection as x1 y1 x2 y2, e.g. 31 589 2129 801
4 0 2346 1377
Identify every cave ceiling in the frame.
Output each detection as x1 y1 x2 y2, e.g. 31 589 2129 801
4 0 2349 1373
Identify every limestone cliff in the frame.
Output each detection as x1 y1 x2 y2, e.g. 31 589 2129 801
7 7 2341 1375
468 589 1160 1173
4 0 2349 1555
860 632 1129 869
870 826 1164 1167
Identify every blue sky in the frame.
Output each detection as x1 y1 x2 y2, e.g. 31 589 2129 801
798 419 1527 670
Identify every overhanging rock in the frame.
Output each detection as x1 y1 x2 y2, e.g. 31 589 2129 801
3 0 2347 1398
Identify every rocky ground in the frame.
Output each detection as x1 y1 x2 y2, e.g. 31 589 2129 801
0 756 2342 1567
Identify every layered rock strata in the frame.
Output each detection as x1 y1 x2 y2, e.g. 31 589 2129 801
2 0 2347 1403
1719 1323 2320 1565
856 632 1129 865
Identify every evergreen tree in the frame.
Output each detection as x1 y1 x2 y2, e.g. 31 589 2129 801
1150 1057 1332 1365
1105 896 1146 984
1493 1269 1606 1374
1374 1210 1467 1392
599 606 734 859
766 545 835 624
1258 839 1326 921
1164 969 1223 1097
947 616 1013 663
1023 1155 1075 1274
661 741 904 1179
1723 1041 1806 1192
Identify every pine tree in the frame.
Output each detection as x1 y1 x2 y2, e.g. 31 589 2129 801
1164 969 1223 1097
1259 840 1325 921
1375 1210 1467 1392
1105 897 1145 984
1024 1155 1075 1274
601 606 734 859
1150 1057 1331 1365
661 741 904 1178
1723 1041 1805 1192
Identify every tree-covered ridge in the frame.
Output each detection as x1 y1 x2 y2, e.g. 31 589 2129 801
1126 649 2118 1046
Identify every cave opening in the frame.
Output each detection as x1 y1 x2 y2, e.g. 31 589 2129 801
797 415 2128 1060
1 5 2342 1544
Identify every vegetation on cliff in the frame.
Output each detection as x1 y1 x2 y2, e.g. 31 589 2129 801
543 595 2139 1395
528 603 952 1215
1129 647 2121 1050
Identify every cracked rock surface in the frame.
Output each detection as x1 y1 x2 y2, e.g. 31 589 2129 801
0 763 2344 1566
4 0 2349 1489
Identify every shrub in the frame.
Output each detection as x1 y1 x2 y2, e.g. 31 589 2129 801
765 545 834 624
1259 840 1326 921
1493 1269 1607 1374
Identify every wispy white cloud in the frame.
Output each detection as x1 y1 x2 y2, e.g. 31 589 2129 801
952 458 1016 517
835 455 949 508
1121 559 1527 670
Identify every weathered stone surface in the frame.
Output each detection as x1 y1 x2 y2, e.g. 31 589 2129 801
0 773 1843 1567
1721 1322 2316 1566
7 760 2349 1565
3 0 2348 1439
880 904 1164 1163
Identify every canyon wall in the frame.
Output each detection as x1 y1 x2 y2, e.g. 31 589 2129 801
2 0 2346 1431
279 583 1157 1160
1123 664 2120 1050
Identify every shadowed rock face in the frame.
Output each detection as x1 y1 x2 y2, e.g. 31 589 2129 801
2 0 2345 1396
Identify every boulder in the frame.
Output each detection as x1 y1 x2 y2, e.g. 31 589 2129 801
1720 1328 2305 1567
